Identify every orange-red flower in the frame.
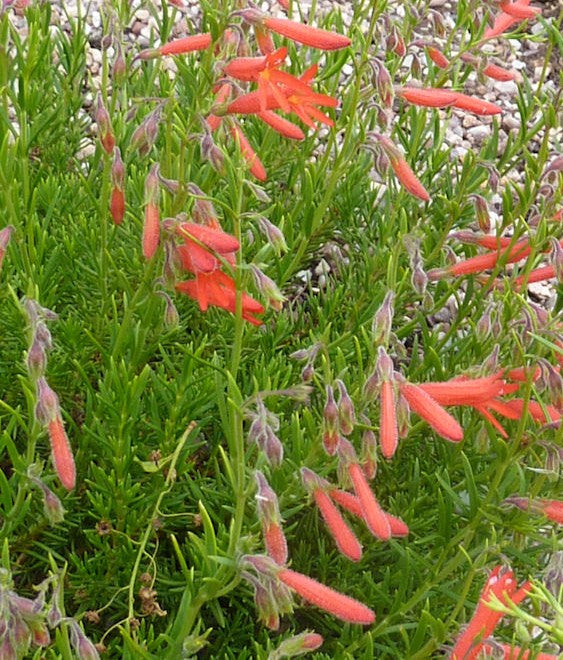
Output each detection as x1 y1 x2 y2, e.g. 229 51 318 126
226 62 338 125
328 488 409 536
277 569 375 624
137 33 212 60
371 133 429 201
399 381 464 442
427 46 450 69
301 468 362 562
396 86 502 115
338 439 391 540
229 122 267 181
450 566 531 660
484 0 535 39
176 270 264 325
262 17 351 51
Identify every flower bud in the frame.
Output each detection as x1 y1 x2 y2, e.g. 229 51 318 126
35 377 60 425
41 482 65 525
301 362 315 382
26 337 47 379
386 24 405 57
256 216 288 255
130 106 162 157
411 261 428 295
369 59 393 108
270 630 324 658
95 93 115 155
476 302 493 341
361 426 378 481
250 265 286 311
470 194 490 233
200 131 225 174
322 385 340 455
112 41 126 82
69 620 100 660
245 180 271 204
336 380 355 436
372 291 394 345
263 426 284 467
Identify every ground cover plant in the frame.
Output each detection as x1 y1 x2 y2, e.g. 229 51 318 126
0 0 561 657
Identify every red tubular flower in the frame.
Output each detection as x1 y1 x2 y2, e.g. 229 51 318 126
36 378 76 491
397 87 502 115
110 147 125 225
427 46 450 69
417 373 507 407
399 382 464 442
48 417 76 491
207 83 232 131
450 92 502 115
380 381 398 458
502 398 561 424
137 33 212 60
255 471 288 564
313 487 363 562
337 443 391 541
110 189 125 225
377 347 399 458
390 157 430 202
429 239 532 280
482 63 521 82
278 569 375 624
143 202 160 259
450 566 531 660
372 133 429 201
484 0 533 38
515 264 556 286
262 17 351 51
257 111 305 139
498 2 540 19
396 86 458 108
176 221 239 274
229 123 267 181
176 270 264 325
345 455 391 540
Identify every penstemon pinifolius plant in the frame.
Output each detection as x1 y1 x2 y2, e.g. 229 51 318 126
0 0 561 656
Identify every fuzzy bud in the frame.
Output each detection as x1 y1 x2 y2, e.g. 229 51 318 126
270 631 324 658
130 106 162 157
369 59 393 108
256 216 288 255
26 337 47 379
250 265 286 311
322 385 340 455
470 194 490 233
69 621 100 660
476 302 493 341
372 291 395 345
336 380 355 436
112 42 126 82
200 131 225 174
35 377 60 425
361 426 378 481
95 93 115 155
